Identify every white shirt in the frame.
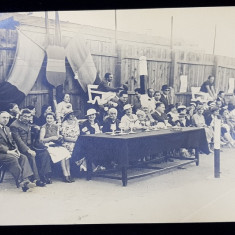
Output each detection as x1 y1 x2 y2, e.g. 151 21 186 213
121 114 138 130
140 94 155 113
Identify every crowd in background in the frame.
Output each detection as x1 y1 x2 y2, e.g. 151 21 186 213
1 73 235 192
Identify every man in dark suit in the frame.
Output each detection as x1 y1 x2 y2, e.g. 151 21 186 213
102 108 120 133
116 91 129 120
0 111 36 192
151 102 169 124
160 85 171 113
10 109 52 186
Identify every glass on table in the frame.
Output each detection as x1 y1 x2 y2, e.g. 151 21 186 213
145 120 151 132
129 121 136 134
119 122 125 134
110 123 116 135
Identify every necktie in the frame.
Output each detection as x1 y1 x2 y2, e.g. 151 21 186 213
27 126 32 146
2 126 14 149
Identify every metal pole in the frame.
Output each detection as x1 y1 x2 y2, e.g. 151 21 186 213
115 9 117 52
213 25 217 55
170 16 173 50
214 117 221 178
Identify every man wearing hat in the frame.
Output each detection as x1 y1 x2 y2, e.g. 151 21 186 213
175 113 191 127
203 101 216 126
160 85 171 113
10 109 52 186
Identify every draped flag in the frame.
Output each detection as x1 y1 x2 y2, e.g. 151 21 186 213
65 34 97 92
46 11 66 88
0 30 45 110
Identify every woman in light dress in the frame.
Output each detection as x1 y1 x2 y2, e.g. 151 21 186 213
39 112 74 183
61 110 80 154
120 104 138 131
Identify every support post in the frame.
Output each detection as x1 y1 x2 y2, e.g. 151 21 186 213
214 118 221 178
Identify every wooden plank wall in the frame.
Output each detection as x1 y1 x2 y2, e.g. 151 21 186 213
120 43 171 92
174 50 214 105
0 29 17 83
2 26 235 116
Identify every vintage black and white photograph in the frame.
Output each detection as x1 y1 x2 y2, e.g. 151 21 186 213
0 7 235 225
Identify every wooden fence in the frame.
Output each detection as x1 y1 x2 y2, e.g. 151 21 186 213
1 21 235 116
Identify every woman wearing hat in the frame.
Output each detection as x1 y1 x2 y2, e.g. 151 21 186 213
61 110 80 154
39 112 74 183
77 109 105 172
80 109 101 135
120 104 138 131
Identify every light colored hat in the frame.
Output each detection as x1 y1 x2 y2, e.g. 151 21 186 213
62 110 74 122
85 108 98 116
123 104 133 111
136 109 146 116
177 105 186 110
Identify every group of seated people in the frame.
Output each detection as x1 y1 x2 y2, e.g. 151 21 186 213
1 72 235 192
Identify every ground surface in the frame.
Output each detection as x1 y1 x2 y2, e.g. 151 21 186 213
1 147 235 225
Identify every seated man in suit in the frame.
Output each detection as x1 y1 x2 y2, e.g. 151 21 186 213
151 102 171 128
10 109 52 186
0 111 36 192
95 73 124 106
102 108 120 133
98 73 124 93
116 91 129 120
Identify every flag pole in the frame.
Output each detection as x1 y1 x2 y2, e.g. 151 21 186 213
213 25 217 55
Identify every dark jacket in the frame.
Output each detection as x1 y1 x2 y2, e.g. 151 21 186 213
98 80 120 92
0 126 18 154
116 100 128 120
102 117 120 133
151 111 168 123
10 119 31 154
80 120 101 135
160 94 169 113
175 118 191 127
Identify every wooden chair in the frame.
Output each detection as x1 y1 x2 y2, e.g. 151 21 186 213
0 164 6 183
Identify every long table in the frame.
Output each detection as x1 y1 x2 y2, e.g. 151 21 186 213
73 127 210 186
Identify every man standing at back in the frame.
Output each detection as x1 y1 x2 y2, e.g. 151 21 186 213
160 85 171 113
140 88 155 113
10 109 52 186
0 111 36 192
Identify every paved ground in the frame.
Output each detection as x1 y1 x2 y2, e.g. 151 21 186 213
1 147 235 225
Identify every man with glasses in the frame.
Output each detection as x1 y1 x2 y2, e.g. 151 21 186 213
10 109 52 186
